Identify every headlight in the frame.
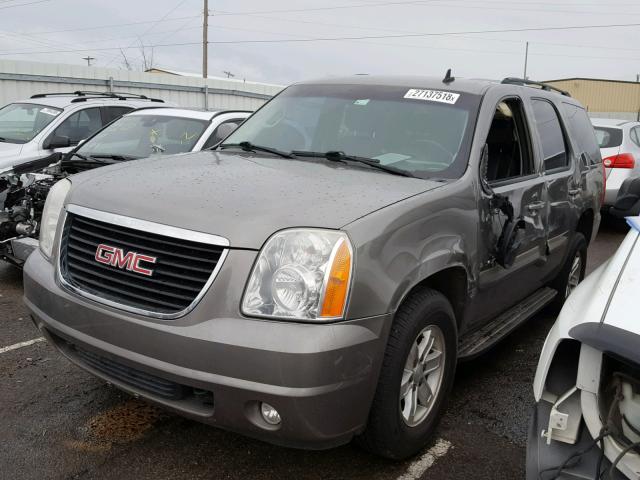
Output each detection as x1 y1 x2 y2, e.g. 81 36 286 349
242 229 353 321
39 178 71 259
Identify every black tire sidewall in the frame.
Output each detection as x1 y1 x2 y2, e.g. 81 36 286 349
551 232 587 310
360 289 457 459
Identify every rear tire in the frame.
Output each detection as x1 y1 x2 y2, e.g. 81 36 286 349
356 288 457 460
549 232 587 313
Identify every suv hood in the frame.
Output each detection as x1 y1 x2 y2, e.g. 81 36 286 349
67 150 443 249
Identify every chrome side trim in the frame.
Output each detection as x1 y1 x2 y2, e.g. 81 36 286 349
57 205 229 320
66 204 230 247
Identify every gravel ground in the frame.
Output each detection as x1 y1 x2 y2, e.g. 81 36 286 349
0 223 626 480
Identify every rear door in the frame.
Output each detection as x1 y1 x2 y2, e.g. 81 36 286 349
530 98 577 274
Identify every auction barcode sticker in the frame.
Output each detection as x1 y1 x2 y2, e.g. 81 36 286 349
404 89 460 104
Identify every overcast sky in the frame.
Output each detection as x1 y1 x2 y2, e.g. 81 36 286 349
0 0 638 85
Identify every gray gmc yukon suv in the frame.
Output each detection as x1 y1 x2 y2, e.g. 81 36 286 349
23 75 604 459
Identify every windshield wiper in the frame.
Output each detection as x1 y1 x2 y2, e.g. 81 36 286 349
218 141 295 159
291 150 416 178
68 152 94 162
89 154 139 161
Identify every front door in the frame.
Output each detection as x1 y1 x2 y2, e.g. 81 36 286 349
471 97 549 326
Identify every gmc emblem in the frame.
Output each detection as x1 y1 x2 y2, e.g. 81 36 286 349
95 244 157 276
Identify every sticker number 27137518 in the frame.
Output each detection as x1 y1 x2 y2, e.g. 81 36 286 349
404 89 460 104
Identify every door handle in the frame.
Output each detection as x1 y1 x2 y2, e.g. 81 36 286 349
527 201 546 212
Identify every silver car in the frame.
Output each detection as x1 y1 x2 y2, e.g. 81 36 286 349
591 118 640 207
0 91 167 171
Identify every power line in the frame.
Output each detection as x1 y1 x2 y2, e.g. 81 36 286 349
209 0 444 16
0 0 50 9
104 0 192 67
2 21 640 56
203 22 640 44
14 15 200 36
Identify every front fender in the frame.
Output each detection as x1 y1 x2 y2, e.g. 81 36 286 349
343 181 477 320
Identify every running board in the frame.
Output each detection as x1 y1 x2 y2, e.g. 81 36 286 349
458 287 557 360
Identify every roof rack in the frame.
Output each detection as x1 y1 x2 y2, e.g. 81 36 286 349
31 90 164 103
501 77 571 97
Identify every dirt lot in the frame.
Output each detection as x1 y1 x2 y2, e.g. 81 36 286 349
0 223 626 480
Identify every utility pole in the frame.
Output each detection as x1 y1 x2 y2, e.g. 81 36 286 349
82 56 95 67
202 0 208 79
523 42 529 79
223 70 234 78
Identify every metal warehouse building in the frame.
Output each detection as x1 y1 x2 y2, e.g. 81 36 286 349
0 60 283 110
544 77 640 121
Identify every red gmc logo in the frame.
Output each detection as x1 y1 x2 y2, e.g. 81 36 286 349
94 244 157 276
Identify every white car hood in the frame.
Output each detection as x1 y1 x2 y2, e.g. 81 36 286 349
0 142 24 170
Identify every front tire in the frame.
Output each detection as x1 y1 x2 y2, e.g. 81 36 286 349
357 288 457 459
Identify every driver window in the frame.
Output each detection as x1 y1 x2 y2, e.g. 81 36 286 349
484 98 534 183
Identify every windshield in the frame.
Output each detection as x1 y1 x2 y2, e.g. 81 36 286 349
593 126 623 149
76 114 209 159
0 103 63 144
222 83 480 179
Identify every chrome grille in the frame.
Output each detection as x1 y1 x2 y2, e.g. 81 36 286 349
59 210 225 316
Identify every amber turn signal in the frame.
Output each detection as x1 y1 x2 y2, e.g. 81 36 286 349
320 238 352 318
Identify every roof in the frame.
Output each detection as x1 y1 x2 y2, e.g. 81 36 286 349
295 75 495 95
544 77 640 86
591 118 640 127
145 67 283 88
127 107 250 121
15 96 159 110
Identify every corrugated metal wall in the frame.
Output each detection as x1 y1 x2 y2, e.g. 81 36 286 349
545 78 640 121
0 60 283 110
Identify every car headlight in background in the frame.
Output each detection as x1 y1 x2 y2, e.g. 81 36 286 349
39 178 71 259
242 229 353 321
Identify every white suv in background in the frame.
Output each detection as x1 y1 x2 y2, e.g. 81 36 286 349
592 118 640 208
0 91 167 171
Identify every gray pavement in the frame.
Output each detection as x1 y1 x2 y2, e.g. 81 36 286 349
0 223 626 480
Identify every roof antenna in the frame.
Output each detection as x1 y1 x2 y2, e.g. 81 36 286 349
443 68 455 84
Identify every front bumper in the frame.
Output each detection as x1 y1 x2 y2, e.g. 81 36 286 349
527 401 626 480
24 250 390 450
1 236 38 267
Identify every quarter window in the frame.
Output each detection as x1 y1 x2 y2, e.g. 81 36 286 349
562 103 601 166
532 99 569 171
203 118 244 149
631 127 640 148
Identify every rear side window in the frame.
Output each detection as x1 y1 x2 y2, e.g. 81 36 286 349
562 102 601 165
593 126 623 149
532 99 568 171
103 106 134 124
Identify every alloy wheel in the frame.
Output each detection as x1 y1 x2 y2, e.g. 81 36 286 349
400 325 445 427
565 253 582 298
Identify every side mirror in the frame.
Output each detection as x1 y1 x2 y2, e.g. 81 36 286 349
44 134 71 150
479 143 493 195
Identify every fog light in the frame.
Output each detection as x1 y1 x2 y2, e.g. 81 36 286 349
260 402 281 425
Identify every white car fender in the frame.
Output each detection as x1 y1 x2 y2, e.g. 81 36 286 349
533 230 639 401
